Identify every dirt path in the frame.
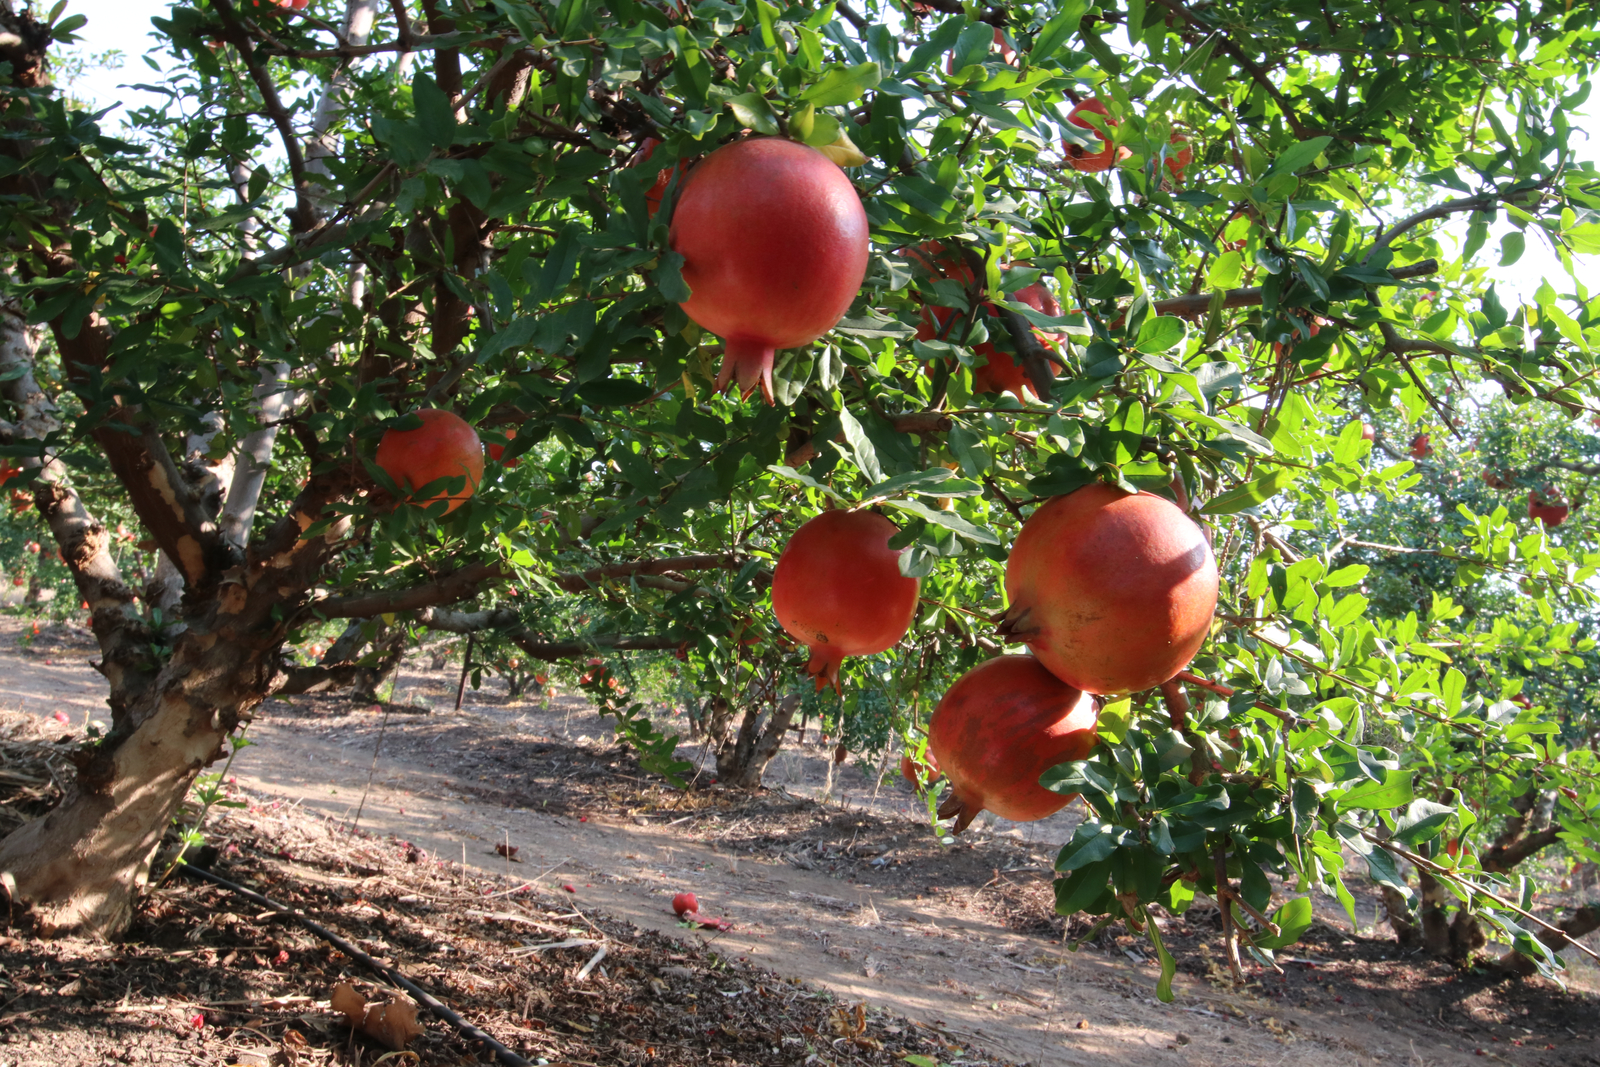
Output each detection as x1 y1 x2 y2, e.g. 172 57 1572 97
1 618 1592 1067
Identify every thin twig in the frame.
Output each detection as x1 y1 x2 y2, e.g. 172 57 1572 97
179 865 531 1067
348 705 392 835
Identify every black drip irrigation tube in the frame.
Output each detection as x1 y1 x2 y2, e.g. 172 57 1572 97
179 863 532 1067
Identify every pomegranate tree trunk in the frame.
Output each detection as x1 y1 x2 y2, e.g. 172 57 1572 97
0 627 273 937
1494 905 1600 978
715 694 800 789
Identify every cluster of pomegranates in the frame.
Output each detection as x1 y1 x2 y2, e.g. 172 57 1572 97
650 95 1188 408
771 481 1218 832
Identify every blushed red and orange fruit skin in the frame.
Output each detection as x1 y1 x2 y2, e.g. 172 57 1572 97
669 138 869 404
771 510 919 693
1003 484 1218 695
376 409 484 514
929 655 1098 830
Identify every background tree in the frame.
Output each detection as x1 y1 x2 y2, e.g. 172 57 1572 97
0 0 1595 994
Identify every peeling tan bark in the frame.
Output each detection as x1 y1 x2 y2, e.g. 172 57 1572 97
0 297 154 721
0 475 354 936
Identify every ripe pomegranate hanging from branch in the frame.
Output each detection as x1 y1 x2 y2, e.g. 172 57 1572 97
669 138 869 404
771 509 919 692
1000 483 1218 695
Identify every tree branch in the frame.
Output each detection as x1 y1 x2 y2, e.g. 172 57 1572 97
1494 905 1600 977
220 363 293 549
1144 260 1439 320
414 606 520 633
1147 0 1314 138
279 660 372 696
316 562 507 618
1171 670 1304 727
906 0 1009 27
1365 195 1495 263
1481 825 1562 874
992 304 1056 400
213 0 317 232
312 553 756 619
48 309 231 585
507 633 684 660
0 296 155 724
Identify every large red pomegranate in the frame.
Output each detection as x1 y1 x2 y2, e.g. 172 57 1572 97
1062 98 1127 172
911 247 1065 403
928 655 1099 832
1001 484 1217 694
669 138 869 404
771 510 919 693
376 409 484 514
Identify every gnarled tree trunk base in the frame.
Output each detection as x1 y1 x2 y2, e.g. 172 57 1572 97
0 632 271 938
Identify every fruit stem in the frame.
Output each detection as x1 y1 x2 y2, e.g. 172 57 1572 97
715 338 777 405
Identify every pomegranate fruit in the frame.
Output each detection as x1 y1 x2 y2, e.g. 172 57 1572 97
928 655 1099 832
900 751 941 787
909 243 1064 402
487 428 519 468
1528 487 1569 527
672 892 699 916
633 138 689 217
1482 466 1513 489
1062 99 1127 172
1409 433 1433 460
1361 422 1376 442
1164 131 1193 182
669 138 868 404
1001 483 1218 694
376 409 484 514
771 510 919 693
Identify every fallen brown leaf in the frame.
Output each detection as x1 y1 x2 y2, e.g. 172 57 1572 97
330 982 424 1051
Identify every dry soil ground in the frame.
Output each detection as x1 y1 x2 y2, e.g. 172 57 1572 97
0 617 1597 1067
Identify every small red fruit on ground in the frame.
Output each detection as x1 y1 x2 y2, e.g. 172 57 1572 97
771 510 920 693
376 409 484 513
672 892 699 916
928 655 1099 832
670 138 869 404
1001 483 1218 694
